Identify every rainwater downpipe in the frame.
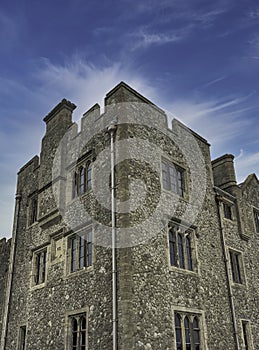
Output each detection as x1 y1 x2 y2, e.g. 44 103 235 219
1 193 22 350
215 192 240 350
107 121 118 350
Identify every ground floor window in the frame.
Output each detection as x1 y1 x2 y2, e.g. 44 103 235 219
174 312 202 350
68 313 87 350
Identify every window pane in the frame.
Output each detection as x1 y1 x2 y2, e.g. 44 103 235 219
41 251 47 283
79 236 86 269
169 165 177 193
184 316 191 350
87 231 92 267
71 238 77 272
72 172 78 199
177 170 184 197
193 316 201 349
178 234 185 268
223 203 232 220
162 162 170 190
175 314 182 350
79 167 85 195
87 163 92 189
169 229 177 266
186 236 192 270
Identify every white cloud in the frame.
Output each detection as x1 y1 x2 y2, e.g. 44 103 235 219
0 57 157 238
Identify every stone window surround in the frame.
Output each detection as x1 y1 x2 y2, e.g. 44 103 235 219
65 226 94 277
227 247 246 287
161 158 186 198
240 319 254 350
64 307 89 350
26 193 38 228
69 152 93 202
30 245 49 290
167 221 199 275
171 305 208 350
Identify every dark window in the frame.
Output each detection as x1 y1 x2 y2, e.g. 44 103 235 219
254 209 259 232
174 313 202 350
162 160 185 197
18 326 26 350
169 229 177 266
223 203 232 220
186 236 192 271
34 250 47 285
30 197 38 225
69 231 92 273
175 313 182 350
169 225 194 271
178 234 185 269
70 314 87 350
241 321 250 350
72 161 92 199
229 250 242 284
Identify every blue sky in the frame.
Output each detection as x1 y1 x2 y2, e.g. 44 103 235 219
0 0 259 237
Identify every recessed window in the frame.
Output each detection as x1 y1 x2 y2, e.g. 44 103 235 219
162 160 185 197
169 225 194 271
174 312 202 350
33 249 47 286
254 209 259 233
72 162 92 199
229 250 242 284
29 196 38 225
223 202 232 220
241 320 253 350
69 230 92 273
69 313 87 350
18 325 27 350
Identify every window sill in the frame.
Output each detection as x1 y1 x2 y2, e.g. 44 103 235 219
169 266 198 276
65 266 93 278
30 282 47 290
69 189 92 204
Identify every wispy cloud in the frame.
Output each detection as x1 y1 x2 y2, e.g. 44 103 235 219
235 150 259 183
201 76 227 88
0 57 156 238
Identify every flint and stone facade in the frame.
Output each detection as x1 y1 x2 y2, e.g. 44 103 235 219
0 82 258 350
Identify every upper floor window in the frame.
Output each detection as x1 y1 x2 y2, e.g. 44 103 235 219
72 162 92 199
174 312 202 350
69 313 87 350
229 249 243 284
169 224 194 271
32 249 47 286
29 196 38 225
254 209 259 233
162 160 185 197
223 202 233 220
69 230 92 273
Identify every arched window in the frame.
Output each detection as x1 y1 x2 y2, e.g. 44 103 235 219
193 316 201 350
178 233 185 268
186 235 192 270
184 316 191 350
175 313 182 350
70 314 87 350
169 228 177 266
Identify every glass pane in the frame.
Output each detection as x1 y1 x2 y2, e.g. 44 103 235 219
186 236 192 270
169 230 176 266
175 314 182 349
79 236 86 269
87 163 92 189
178 234 185 268
71 238 77 272
177 170 184 197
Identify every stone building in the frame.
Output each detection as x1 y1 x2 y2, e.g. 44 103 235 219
0 82 258 350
